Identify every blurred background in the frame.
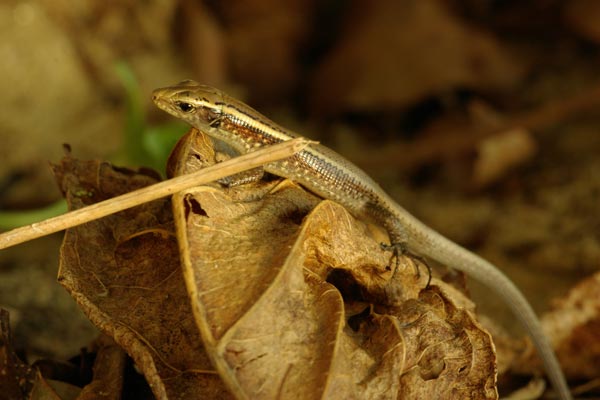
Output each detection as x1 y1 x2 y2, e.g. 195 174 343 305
0 0 598 382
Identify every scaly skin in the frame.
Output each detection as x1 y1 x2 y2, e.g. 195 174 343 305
152 80 571 400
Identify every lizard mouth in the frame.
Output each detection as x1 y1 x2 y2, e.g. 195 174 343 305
152 88 180 117
151 88 170 107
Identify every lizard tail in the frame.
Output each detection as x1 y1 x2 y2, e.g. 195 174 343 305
403 218 572 400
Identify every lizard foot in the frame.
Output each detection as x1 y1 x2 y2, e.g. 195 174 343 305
380 242 432 288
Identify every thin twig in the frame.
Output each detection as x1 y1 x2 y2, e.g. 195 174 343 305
0 138 312 250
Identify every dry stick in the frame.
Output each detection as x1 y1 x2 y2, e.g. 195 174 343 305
0 138 312 250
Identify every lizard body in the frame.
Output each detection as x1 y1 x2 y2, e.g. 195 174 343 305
152 80 571 400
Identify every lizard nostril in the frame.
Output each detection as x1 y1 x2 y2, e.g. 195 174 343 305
151 89 163 101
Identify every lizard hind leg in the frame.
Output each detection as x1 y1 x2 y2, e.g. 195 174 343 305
380 242 432 288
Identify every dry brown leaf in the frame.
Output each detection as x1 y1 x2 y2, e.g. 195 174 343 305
52 128 498 398
54 152 232 400
477 315 523 378
29 371 81 400
0 309 36 400
473 128 538 188
394 288 497 399
174 182 341 399
310 0 523 114
76 336 126 400
516 271 600 382
173 129 498 399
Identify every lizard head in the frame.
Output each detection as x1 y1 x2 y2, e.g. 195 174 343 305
152 80 225 128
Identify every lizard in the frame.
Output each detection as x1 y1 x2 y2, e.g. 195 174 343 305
152 80 572 400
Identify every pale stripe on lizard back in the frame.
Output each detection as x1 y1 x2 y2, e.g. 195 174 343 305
152 80 572 400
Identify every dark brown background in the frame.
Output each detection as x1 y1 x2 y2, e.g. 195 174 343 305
0 0 598 377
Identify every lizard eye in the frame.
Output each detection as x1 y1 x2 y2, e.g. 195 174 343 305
176 101 195 113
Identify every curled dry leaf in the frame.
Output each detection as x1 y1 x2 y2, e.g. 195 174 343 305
472 128 537 188
0 309 36 399
76 335 126 400
172 129 498 399
28 371 82 400
53 128 497 398
517 271 600 381
477 315 523 377
54 148 233 400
